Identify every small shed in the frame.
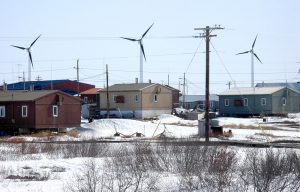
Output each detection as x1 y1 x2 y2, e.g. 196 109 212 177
0 90 81 134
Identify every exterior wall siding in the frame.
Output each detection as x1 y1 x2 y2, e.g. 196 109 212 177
219 95 272 116
219 88 300 116
99 84 173 119
0 91 81 133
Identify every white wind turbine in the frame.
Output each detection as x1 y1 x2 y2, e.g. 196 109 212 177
11 35 41 82
121 23 154 83
236 35 262 87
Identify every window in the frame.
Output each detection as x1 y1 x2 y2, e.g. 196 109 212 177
282 97 286 106
83 97 88 103
22 105 28 117
134 94 139 102
0 106 5 117
53 105 58 117
234 99 242 107
243 98 248 106
154 94 158 102
261 98 266 106
224 99 229 106
113 95 117 103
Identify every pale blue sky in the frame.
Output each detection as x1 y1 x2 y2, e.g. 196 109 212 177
0 0 299 94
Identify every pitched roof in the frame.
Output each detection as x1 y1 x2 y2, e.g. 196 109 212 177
80 88 102 95
179 95 219 102
218 87 284 96
104 83 158 92
256 82 300 93
0 90 60 102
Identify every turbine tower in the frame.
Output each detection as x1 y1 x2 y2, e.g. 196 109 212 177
11 35 41 82
121 23 154 83
236 35 262 87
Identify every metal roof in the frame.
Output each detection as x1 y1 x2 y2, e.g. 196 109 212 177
179 95 219 102
104 83 165 92
0 90 59 102
256 82 300 93
218 87 284 96
80 88 102 95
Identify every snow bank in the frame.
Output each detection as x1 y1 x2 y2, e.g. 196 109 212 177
80 117 198 139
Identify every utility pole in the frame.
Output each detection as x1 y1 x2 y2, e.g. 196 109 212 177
194 25 224 142
35 75 42 81
183 73 186 108
74 59 80 95
226 81 231 89
106 64 110 118
23 72 25 90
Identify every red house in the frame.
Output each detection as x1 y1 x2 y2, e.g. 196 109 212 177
0 90 81 134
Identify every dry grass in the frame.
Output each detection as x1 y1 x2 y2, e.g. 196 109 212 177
222 124 279 131
66 129 79 138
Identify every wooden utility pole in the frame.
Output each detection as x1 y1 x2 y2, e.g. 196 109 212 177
106 64 110 118
194 25 224 142
183 73 186 108
75 59 80 95
227 81 231 89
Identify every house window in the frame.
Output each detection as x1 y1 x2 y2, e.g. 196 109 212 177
0 106 5 117
224 99 229 106
243 98 248 106
261 98 266 106
21 105 28 117
113 95 117 103
282 97 286 106
234 99 242 107
83 97 88 103
134 94 139 102
53 105 58 117
154 94 158 102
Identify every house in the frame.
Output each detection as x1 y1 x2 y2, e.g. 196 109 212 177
164 85 181 108
218 87 300 117
99 83 175 119
1 79 95 96
179 95 219 112
0 90 81 134
80 88 102 104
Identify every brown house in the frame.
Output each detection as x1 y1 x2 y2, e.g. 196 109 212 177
0 90 81 134
99 83 177 119
80 88 102 104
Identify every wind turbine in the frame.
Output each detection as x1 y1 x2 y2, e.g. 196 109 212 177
121 23 154 83
11 35 41 82
236 35 262 88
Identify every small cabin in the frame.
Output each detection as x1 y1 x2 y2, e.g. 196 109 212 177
0 90 81 134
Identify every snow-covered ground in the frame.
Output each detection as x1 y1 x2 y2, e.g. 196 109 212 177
78 113 300 142
0 114 299 192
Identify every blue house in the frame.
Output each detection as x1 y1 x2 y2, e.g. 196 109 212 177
218 87 300 116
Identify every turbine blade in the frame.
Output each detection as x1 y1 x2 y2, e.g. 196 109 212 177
141 23 154 39
30 34 41 48
252 34 258 49
11 45 26 50
140 42 146 61
253 52 262 63
121 37 138 41
28 51 34 68
236 50 250 55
